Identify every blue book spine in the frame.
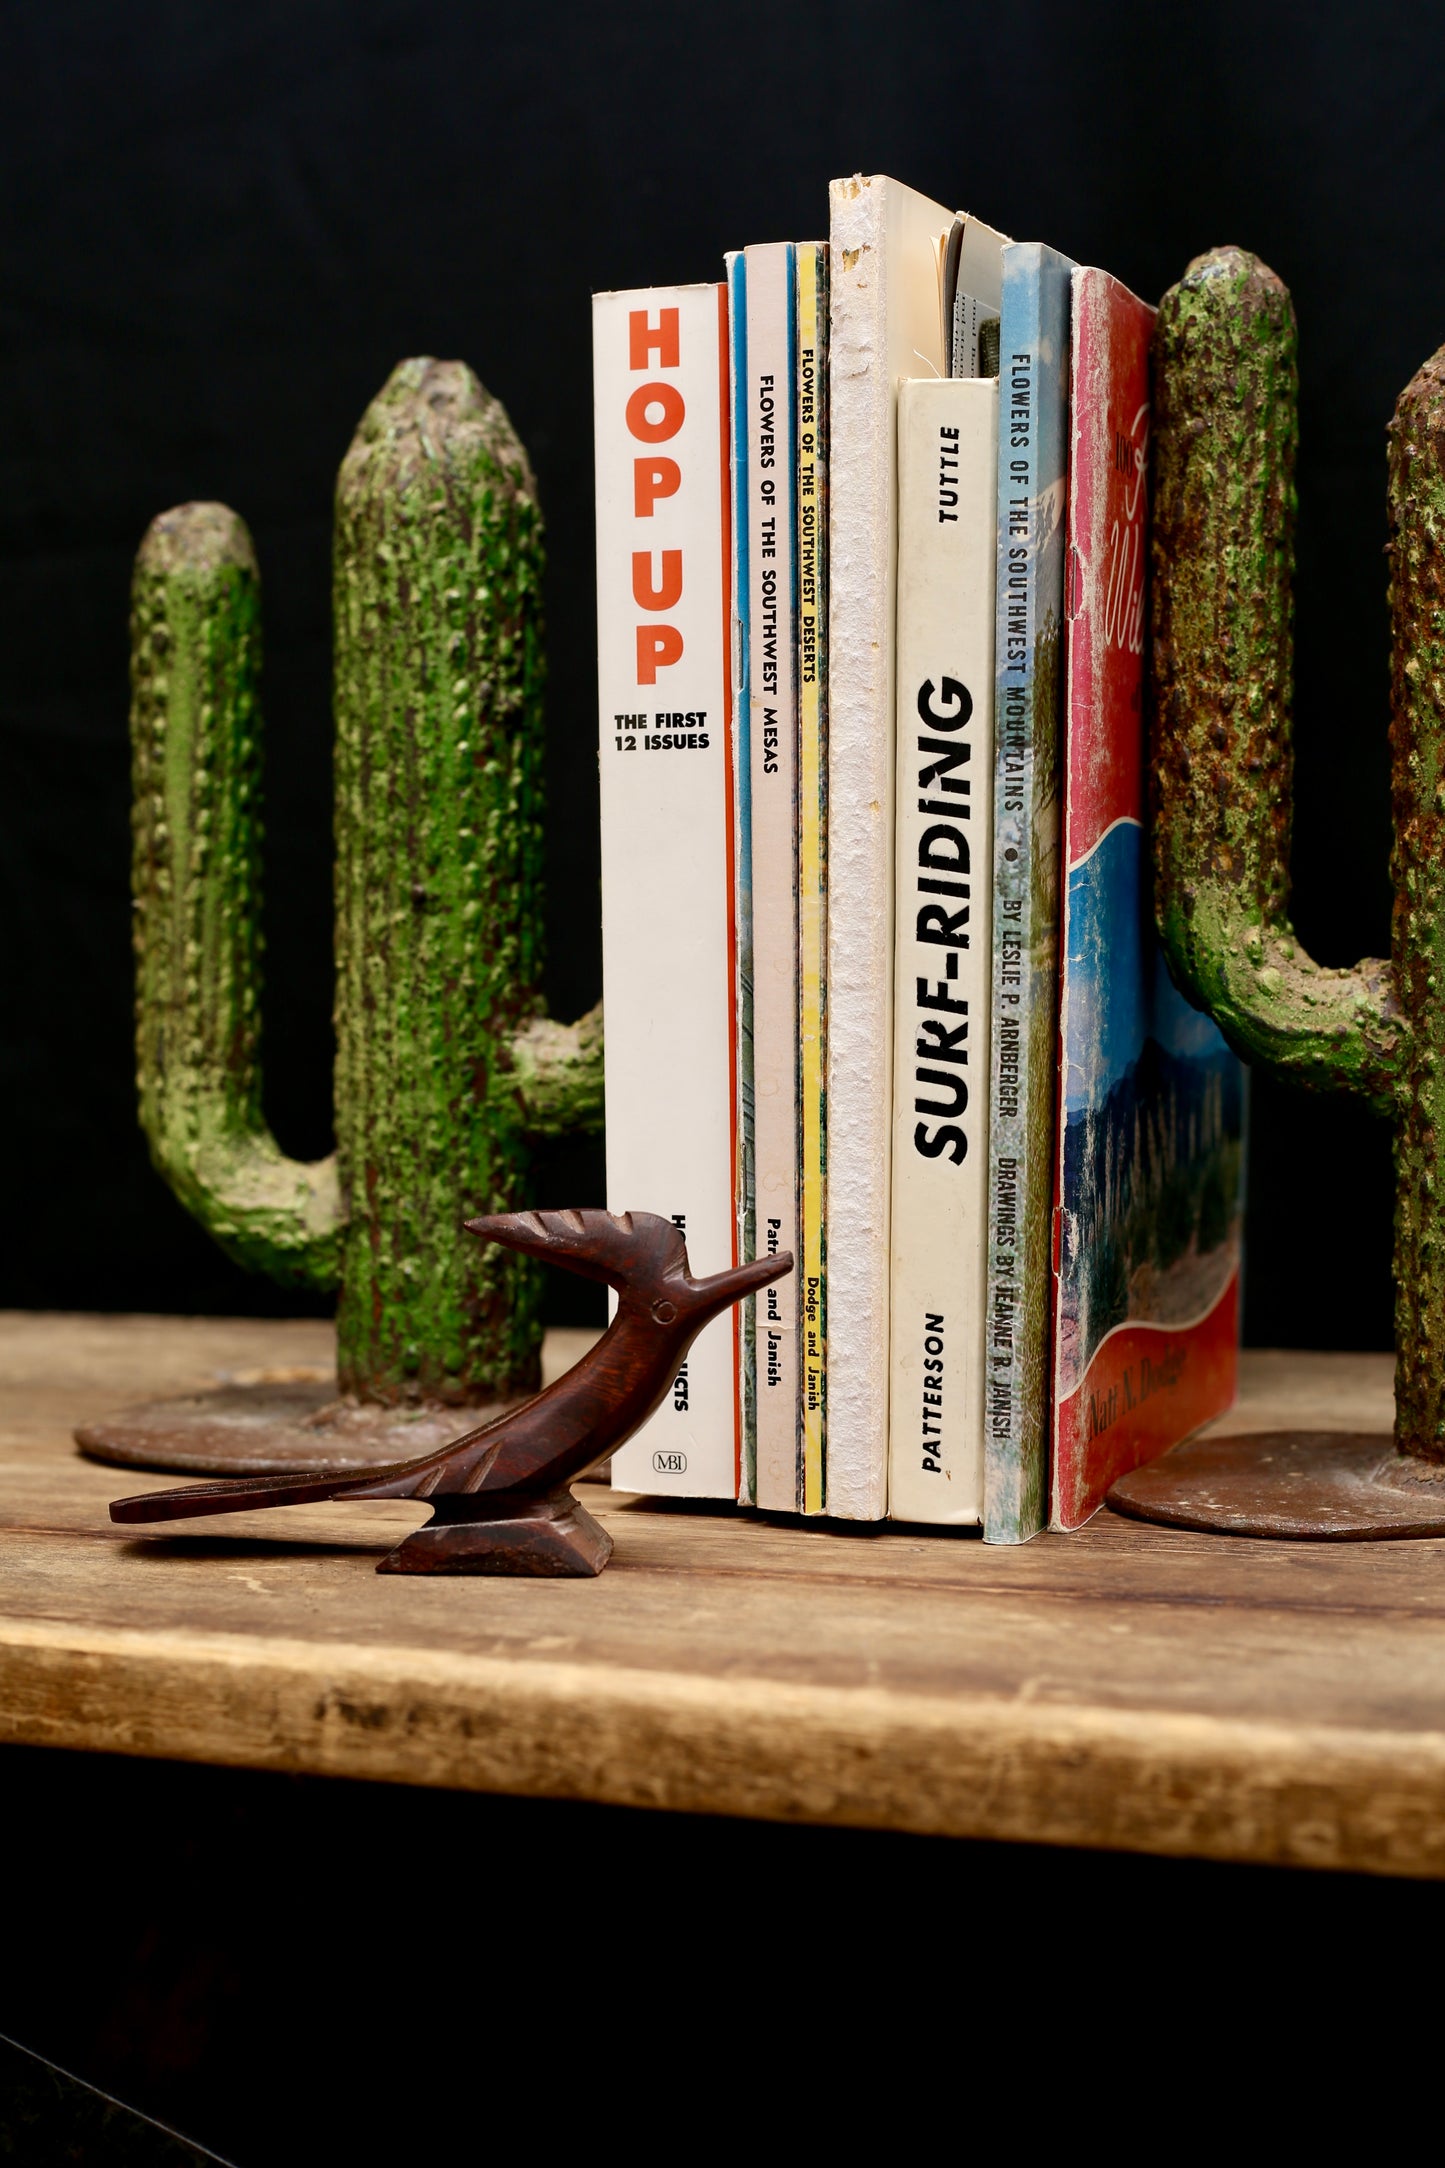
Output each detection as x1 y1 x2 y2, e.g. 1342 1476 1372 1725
726 249 757 1501
744 240 802 1511
984 242 1074 1543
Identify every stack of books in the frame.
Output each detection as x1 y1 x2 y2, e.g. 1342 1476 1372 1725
592 174 1246 1542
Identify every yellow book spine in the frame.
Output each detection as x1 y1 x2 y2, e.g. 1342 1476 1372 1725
796 243 829 1514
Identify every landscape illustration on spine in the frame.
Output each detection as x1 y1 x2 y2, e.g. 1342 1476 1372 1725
1050 270 1244 1530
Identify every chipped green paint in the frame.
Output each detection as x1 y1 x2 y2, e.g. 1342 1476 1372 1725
504 1005 606 1138
131 505 345 1290
1151 248 1403 1110
1150 246 1445 1459
1382 347 1445 1460
131 360 602 1406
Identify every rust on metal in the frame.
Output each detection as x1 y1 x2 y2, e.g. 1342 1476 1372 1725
76 1384 527 1478
1107 1431 1445 1540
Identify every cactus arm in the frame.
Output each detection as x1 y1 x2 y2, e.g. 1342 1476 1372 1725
131 505 343 1290
1151 247 1403 1115
506 1000 605 1137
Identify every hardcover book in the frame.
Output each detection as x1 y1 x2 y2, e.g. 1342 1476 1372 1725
984 241 1073 1544
1049 267 1244 1529
593 284 742 1496
744 242 802 1512
826 174 1007 1518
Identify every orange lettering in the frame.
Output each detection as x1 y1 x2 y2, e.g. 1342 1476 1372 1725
629 307 680 370
626 381 685 444
637 626 684 683
634 457 681 517
632 549 683 611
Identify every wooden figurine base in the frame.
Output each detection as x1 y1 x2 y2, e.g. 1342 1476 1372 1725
378 1487 613 1577
1107 1429 1445 1540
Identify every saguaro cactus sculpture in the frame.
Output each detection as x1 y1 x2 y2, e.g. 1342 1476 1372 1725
100 359 601 1469
1118 244 1445 1534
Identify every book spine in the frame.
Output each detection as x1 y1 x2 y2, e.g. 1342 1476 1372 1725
745 243 801 1511
593 284 740 1497
824 174 894 1520
888 377 997 1524
983 243 1073 1543
823 178 997 1517
796 241 829 1516
727 251 756 1505
1049 269 1243 1529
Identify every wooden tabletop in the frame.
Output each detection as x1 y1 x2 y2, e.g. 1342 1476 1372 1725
3 1311 1442 1878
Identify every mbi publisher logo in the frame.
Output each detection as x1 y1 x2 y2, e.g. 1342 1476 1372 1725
652 1450 688 1475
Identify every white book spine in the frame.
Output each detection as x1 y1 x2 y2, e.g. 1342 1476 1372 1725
824 175 899 1520
826 175 990 1517
744 243 801 1512
888 378 997 1523
593 285 740 1497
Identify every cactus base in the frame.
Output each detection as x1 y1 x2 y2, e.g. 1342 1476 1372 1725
75 1382 530 1479
1107 1430 1445 1541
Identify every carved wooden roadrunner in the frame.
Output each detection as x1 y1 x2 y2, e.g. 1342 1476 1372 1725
110 1211 788 1577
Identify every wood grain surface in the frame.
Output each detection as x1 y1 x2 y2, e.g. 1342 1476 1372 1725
5 1313 1442 1877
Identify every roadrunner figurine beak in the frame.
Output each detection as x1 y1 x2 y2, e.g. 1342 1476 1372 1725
110 1211 791 1577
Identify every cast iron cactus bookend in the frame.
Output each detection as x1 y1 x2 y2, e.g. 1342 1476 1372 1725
1108 245 1445 1538
77 360 603 1479
111 1212 789 1577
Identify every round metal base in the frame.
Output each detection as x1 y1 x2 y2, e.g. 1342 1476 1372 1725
1106 1430 1445 1540
75 1381 522 1478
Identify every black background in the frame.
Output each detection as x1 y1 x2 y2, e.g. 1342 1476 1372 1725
0 1744 1416 2161
2 0 1438 1344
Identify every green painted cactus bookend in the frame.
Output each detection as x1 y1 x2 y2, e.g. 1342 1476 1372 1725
1118 244 1445 1537
105 359 602 1471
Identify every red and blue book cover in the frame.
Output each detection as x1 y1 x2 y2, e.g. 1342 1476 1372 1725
1050 268 1245 1530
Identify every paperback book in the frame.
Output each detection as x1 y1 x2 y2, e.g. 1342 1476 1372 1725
593 284 742 1496
743 241 802 1512
984 241 1073 1544
887 372 998 1524
827 174 1008 1519
727 249 756 1503
795 239 829 1515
